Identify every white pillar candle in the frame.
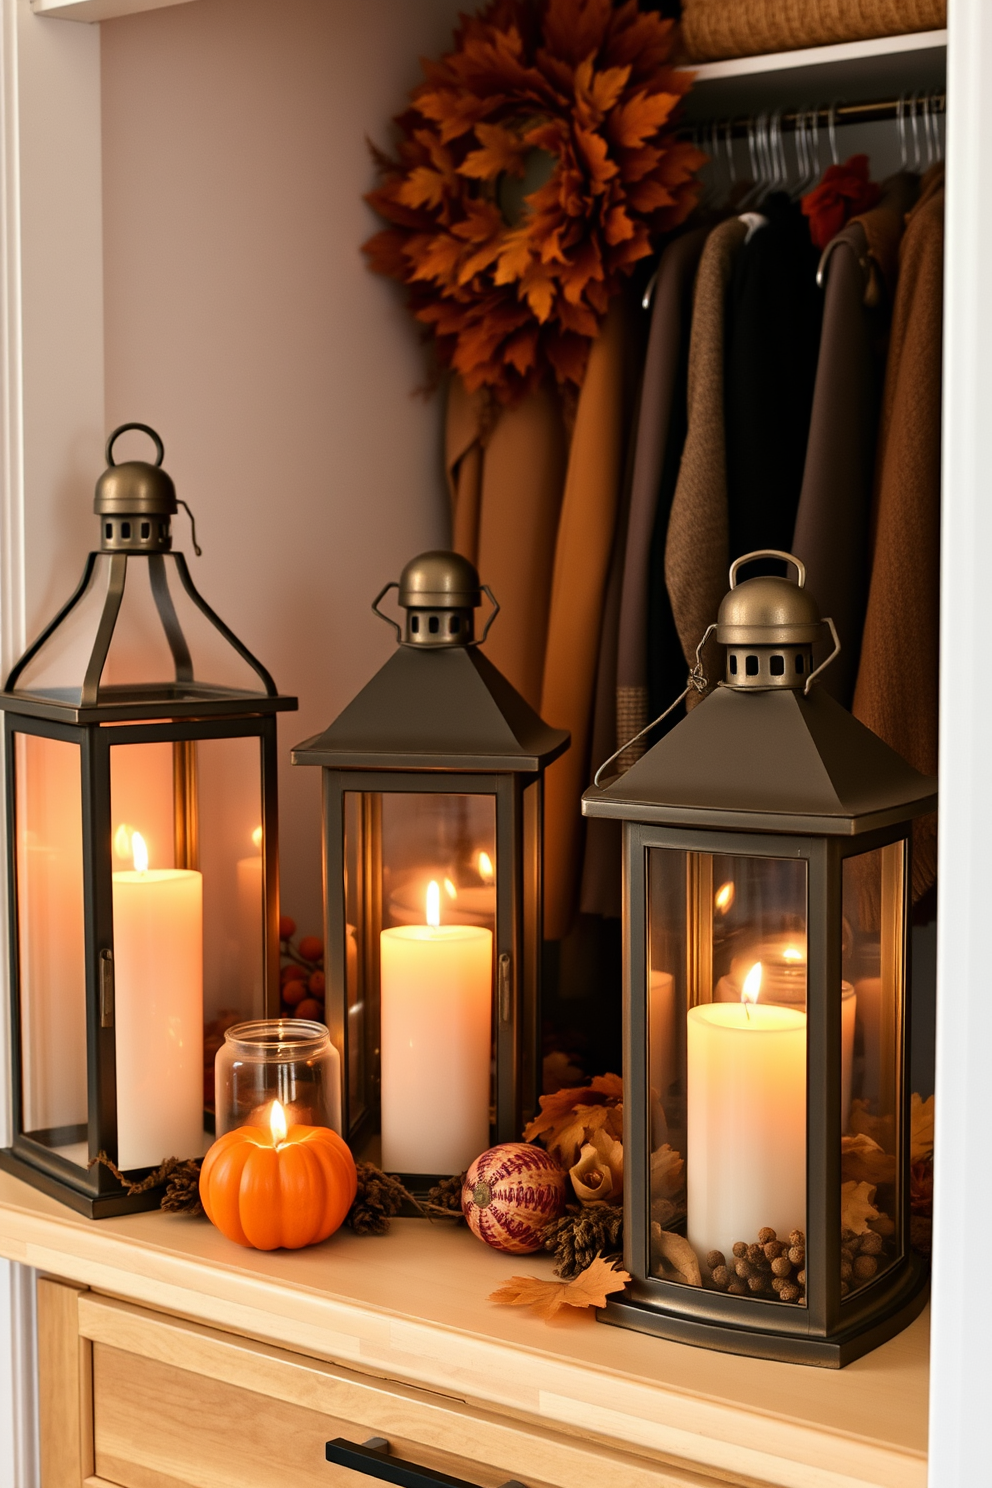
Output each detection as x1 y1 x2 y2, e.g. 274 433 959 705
112 833 204 1170
236 845 264 1009
687 965 806 1266
841 981 856 1134
380 880 491 1174
649 970 678 1148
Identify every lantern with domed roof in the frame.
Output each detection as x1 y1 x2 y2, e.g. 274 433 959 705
292 551 568 1189
0 425 296 1216
583 550 936 1366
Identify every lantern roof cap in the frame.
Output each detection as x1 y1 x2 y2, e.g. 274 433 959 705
582 685 936 836
292 644 569 774
94 423 178 518
717 568 825 646
398 551 481 610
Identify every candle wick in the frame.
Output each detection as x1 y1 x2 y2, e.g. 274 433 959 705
744 1000 751 1022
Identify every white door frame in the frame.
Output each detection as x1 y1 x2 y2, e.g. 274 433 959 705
0 1 985 1482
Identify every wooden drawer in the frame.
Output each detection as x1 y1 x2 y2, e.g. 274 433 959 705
38 1279 735 1488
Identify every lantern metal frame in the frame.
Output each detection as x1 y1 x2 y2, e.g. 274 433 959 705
292 551 569 1188
0 425 297 1217
610 816 923 1367
582 550 937 1366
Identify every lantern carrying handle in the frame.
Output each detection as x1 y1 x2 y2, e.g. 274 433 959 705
804 614 842 695
479 584 500 642
105 422 165 468
593 623 717 787
371 582 402 641
729 549 807 589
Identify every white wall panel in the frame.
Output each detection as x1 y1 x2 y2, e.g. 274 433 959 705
930 0 992 1480
101 0 464 937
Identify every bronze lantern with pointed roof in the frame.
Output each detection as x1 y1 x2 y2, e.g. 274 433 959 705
583 550 936 1366
292 552 568 1188
0 424 297 1216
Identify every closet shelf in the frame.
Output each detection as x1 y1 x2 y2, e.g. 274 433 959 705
30 0 197 21
677 30 947 119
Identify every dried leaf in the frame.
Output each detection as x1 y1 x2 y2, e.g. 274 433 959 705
650 1143 684 1200
841 1132 897 1187
841 1180 881 1236
570 1129 623 1206
651 1225 701 1286
849 1099 895 1153
911 1093 934 1164
489 1255 630 1320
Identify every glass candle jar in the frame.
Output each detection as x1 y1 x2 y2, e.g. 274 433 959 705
215 1020 342 1138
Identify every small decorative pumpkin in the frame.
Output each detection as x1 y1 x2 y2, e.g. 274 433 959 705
200 1102 357 1250
462 1142 566 1254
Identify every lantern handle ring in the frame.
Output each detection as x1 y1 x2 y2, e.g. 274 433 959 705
479 584 500 643
105 422 164 468
804 614 841 695
729 549 806 589
371 582 402 641
593 623 717 787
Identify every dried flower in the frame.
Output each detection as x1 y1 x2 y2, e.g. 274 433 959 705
570 1129 623 1206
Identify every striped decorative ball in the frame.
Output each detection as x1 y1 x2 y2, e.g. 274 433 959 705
462 1143 567 1254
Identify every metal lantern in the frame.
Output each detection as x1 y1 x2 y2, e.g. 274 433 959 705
0 424 297 1217
582 551 937 1366
292 551 568 1187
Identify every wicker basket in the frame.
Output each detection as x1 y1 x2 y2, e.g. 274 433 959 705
681 0 946 63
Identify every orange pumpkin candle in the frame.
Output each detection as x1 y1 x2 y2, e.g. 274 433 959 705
200 1100 357 1250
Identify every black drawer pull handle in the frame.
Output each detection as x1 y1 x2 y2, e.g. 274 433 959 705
326 1436 527 1488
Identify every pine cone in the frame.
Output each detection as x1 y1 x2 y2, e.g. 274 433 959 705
161 1160 204 1215
347 1162 411 1236
423 1171 467 1219
542 1206 623 1279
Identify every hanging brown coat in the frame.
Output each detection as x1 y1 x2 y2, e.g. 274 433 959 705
852 164 944 901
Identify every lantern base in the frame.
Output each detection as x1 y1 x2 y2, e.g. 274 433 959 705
0 1147 168 1219
597 1259 930 1368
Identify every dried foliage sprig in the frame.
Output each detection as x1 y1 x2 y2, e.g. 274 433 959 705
364 0 704 403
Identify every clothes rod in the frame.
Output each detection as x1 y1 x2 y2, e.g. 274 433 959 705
682 94 945 138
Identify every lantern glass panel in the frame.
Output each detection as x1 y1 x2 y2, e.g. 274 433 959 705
841 841 906 1296
647 847 808 1301
342 789 497 1175
12 552 265 704
107 733 267 1169
14 732 88 1168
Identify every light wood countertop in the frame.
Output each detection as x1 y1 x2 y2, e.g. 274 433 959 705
0 1171 927 1488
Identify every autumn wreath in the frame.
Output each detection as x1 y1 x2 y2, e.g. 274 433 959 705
364 0 705 404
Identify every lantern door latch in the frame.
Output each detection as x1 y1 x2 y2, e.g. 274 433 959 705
99 949 114 1028
498 952 512 1024
325 1437 527 1487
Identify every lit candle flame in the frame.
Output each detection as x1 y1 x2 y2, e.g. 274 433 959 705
251 825 263 850
714 881 735 913
742 961 762 1005
132 832 149 874
782 945 804 963
444 877 458 900
269 1099 288 1145
114 823 135 860
478 850 494 884
426 880 441 928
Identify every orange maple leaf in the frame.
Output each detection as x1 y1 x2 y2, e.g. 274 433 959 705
488 1255 630 1321
609 89 679 149
397 167 450 212
459 122 527 181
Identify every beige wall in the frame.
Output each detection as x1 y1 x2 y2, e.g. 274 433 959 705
101 0 465 934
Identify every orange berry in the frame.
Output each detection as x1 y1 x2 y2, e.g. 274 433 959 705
280 964 305 985
308 971 325 997
295 998 322 1021
299 935 323 964
282 978 307 1007
279 915 296 940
